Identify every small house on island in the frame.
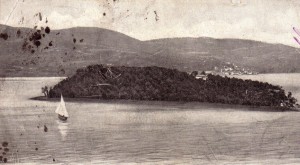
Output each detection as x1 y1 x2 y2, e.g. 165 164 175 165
193 70 216 80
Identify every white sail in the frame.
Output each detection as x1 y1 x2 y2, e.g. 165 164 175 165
55 95 69 117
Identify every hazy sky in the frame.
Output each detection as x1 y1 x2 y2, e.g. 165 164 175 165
1 0 300 47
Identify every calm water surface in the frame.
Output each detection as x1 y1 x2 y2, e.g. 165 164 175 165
0 74 300 164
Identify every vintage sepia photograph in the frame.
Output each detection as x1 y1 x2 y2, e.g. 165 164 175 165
1 0 300 164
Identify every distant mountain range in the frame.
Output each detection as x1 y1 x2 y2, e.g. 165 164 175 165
0 24 300 77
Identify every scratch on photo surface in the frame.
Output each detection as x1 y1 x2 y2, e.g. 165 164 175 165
4 0 20 26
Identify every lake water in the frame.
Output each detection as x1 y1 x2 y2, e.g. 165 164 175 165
0 74 300 164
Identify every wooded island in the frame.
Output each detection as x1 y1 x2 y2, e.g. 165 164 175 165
48 65 297 109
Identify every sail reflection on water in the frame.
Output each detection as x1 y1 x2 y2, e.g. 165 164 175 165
56 120 69 141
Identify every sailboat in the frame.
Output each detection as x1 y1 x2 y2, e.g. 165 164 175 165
55 95 69 121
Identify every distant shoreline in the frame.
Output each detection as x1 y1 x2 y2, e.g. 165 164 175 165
0 77 66 79
2 73 300 77
1 73 300 80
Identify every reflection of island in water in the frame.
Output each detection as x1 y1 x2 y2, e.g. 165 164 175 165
56 120 69 141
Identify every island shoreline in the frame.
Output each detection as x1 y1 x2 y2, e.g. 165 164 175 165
31 96 297 112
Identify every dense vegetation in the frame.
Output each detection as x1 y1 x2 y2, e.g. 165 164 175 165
49 65 295 107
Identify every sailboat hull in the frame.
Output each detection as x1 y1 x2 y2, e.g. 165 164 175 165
58 114 68 121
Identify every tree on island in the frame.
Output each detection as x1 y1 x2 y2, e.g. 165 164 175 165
288 92 297 106
190 71 198 78
41 86 49 97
